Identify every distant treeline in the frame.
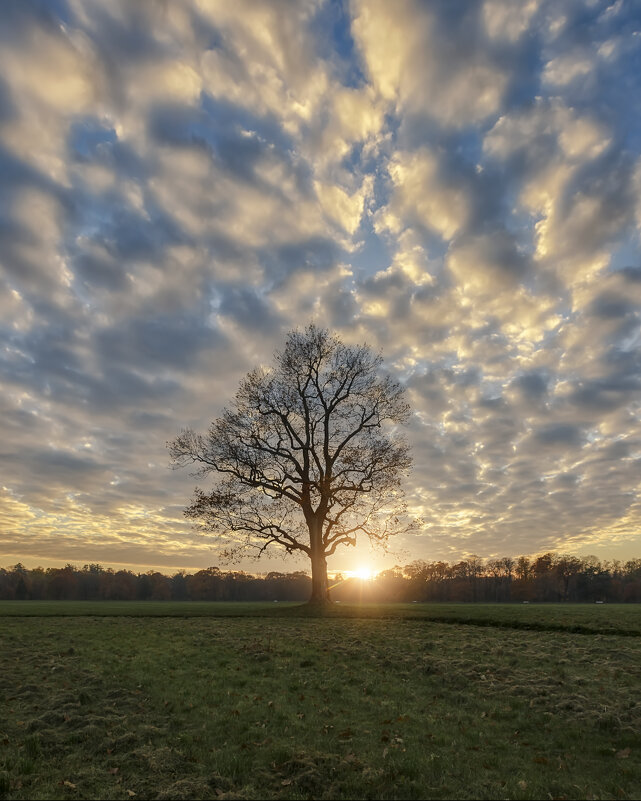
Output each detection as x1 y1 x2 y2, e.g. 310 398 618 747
2 553 641 602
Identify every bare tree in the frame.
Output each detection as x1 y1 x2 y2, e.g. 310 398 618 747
169 324 413 604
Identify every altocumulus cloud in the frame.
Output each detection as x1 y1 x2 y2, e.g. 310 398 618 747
1 0 641 573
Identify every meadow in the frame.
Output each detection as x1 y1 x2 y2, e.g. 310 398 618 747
1 603 639 800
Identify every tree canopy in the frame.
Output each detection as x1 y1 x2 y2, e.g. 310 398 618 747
169 324 413 603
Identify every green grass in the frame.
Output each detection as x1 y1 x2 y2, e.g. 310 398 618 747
0 608 640 799
0 601 299 618
1 601 640 636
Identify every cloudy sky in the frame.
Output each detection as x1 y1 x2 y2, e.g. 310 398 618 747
2 0 641 576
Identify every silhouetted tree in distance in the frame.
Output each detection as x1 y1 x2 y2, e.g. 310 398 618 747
169 324 413 604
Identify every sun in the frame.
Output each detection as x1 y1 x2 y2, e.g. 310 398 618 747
353 566 374 581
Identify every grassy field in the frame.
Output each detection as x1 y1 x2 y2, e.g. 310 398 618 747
0 601 294 618
0 604 640 800
1 601 640 635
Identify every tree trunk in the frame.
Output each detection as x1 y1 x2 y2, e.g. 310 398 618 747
309 549 330 603
308 518 330 604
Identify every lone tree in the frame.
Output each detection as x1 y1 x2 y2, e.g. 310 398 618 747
169 324 413 604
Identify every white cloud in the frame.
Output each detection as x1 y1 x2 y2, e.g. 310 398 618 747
484 100 610 166
484 100 626 283
315 178 371 236
543 51 595 86
482 0 540 42
447 231 526 295
351 0 508 126
379 149 469 241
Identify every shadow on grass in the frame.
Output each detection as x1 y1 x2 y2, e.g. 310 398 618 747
272 602 641 636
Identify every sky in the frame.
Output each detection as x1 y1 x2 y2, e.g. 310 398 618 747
1 0 641 576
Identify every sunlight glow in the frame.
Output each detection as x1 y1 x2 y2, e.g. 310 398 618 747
353 566 374 581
